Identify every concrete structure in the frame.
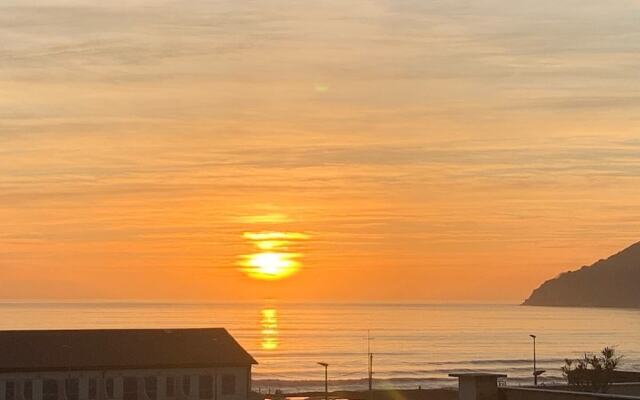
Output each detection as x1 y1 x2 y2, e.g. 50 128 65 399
0 329 257 400
499 387 640 400
449 373 507 400
450 373 640 400
610 373 640 384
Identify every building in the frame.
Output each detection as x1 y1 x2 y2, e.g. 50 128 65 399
0 328 257 400
449 372 640 400
449 373 507 400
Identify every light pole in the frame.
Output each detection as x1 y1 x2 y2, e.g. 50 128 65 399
317 362 328 400
529 335 537 386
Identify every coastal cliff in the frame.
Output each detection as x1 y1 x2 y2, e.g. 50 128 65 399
523 241 640 308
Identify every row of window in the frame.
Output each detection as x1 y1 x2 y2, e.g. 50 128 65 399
4 375 237 400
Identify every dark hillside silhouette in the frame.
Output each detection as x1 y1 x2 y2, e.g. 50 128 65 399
523 241 640 308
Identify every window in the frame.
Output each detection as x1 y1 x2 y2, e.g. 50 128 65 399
43 379 58 400
166 377 175 398
182 376 191 397
5 381 15 400
105 378 115 399
198 376 213 400
23 381 33 400
221 375 236 396
144 377 157 400
123 377 138 400
65 379 79 400
88 378 98 400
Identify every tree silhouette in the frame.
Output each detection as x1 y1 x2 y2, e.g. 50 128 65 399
561 347 622 393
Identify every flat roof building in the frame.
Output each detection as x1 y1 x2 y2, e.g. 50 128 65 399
0 328 257 400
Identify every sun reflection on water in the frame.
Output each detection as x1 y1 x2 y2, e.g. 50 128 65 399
260 308 279 350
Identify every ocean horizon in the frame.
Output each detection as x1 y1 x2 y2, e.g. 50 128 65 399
0 301 638 392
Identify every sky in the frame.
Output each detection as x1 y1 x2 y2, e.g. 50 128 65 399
1 0 640 302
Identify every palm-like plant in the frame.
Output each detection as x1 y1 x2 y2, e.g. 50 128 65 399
562 347 622 393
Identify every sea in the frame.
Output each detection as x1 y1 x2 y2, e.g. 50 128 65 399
0 302 638 393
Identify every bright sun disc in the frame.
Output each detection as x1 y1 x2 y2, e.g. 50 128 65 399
238 229 310 280
240 252 301 280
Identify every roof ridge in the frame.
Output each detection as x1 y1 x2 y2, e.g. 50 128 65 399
0 327 228 333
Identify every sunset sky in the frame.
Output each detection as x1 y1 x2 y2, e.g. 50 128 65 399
2 0 640 301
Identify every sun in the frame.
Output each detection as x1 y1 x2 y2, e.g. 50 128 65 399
240 252 301 280
238 229 310 281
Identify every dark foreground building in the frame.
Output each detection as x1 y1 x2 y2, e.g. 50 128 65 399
0 328 256 400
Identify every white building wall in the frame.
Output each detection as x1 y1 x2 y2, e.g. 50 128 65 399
0 367 250 400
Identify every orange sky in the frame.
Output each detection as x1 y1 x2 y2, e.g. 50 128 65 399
2 0 640 302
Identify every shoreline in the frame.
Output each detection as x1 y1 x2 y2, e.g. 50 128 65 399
253 388 458 400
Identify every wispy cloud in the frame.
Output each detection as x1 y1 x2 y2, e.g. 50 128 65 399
2 0 640 300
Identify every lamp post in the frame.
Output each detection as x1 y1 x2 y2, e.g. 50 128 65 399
317 362 328 400
529 335 537 386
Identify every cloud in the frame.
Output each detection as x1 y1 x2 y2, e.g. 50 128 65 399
2 0 640 300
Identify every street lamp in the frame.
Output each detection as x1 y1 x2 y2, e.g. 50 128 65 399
317 362 328 400
529 334 547 386
529 335 537 385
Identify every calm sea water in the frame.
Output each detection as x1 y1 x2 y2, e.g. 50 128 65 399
0 302 638 392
